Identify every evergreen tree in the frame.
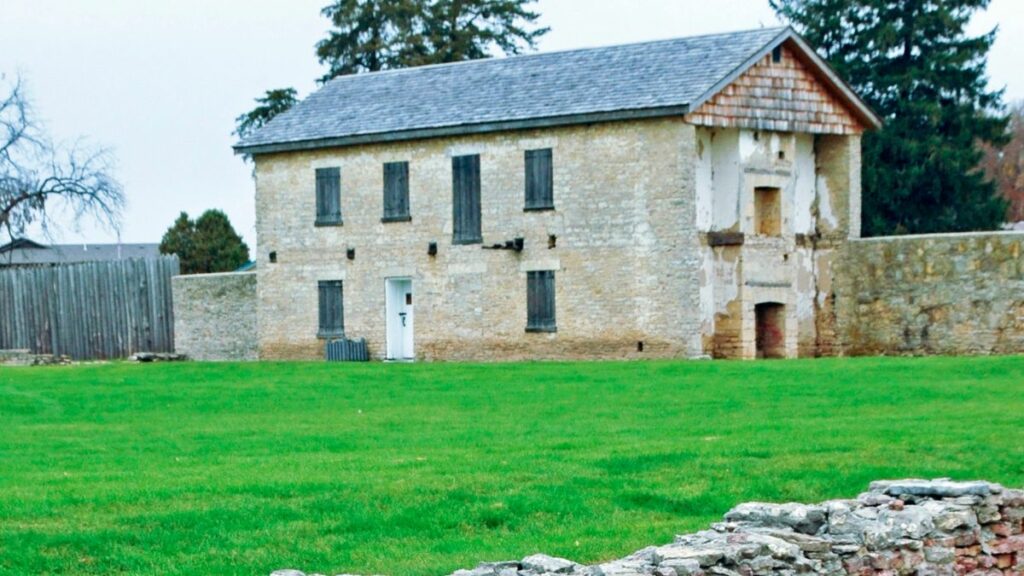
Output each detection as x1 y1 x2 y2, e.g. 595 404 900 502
315 0 426 81
235 0 548 136
159 212 195 269
980 101 1024 223
316 0 547 81
234 88 299 141
771 0 1009 235
159 210 249 274
417 0 548 65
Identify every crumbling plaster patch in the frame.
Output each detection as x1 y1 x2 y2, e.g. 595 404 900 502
695 126 857 359
792 134 816 234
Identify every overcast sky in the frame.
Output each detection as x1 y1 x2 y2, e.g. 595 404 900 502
2 0 1022 250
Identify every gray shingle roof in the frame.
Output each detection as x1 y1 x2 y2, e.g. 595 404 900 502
236 27 795 154
0 240 161 266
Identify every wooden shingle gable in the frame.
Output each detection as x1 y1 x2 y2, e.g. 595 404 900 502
686 40 877 135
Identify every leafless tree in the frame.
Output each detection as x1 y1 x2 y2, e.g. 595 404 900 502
0 75 124 245
981 101 1024 224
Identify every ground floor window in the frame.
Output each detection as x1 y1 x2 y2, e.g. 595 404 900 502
526 270 556 332
318 280 344 337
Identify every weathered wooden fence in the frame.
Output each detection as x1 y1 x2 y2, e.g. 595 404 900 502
0 256 179 360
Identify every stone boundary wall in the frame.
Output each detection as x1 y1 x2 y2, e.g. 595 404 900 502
834 232 1024 356
171 272 258 361
272 478 1024 576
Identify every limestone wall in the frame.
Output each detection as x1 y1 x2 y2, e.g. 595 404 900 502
253 118 703 361
172 272 258 361
835 232 1024 356
271 478 1024 576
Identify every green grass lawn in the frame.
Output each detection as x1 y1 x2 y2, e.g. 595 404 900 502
1 357 1023 576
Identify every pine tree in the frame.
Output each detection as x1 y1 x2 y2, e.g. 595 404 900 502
193 210 250 273
159 210 249 274
315 0 426 82
159 212 196 270
235 0 548 136
316 0 547 81
980 101 1024 223
418 0 548 65
771 0 1010 235
234 88 299 141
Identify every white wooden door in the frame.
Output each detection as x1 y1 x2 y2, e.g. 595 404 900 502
386 278 414 360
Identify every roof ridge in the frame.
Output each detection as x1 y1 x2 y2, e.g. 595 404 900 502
317 25 790 86
234 24 874 155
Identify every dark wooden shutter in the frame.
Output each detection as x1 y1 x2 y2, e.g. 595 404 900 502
317 280 344 336
524 148 553 210
452 154 481 244
382 161 410 221
526 270 556 332
315 167 342 225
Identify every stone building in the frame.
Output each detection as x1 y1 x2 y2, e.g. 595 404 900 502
234 27 880 361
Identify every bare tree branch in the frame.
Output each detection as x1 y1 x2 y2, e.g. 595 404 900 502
0 74 124 245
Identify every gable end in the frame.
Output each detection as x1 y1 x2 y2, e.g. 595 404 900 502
686 42 868 135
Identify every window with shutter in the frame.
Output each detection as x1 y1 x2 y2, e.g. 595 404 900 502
317 280 344 337
315 167 343 226
382 161 411 222
524 148 553 210
452 154 482 244
526 270 556 332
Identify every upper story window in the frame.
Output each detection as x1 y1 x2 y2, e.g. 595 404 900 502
452 154 482 244
315 167 342 226
317 280 344 338
524 148 553 211
382 161 410 222
754 186 781 236
526 270 556 332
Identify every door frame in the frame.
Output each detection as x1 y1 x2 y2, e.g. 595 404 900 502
385 277 414 360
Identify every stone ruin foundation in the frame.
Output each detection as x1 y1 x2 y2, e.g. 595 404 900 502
272 478 1024 576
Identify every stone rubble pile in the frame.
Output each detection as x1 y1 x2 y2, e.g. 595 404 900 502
271 478 1024 576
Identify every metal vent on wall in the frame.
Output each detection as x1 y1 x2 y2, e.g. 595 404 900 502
325 338 369 362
